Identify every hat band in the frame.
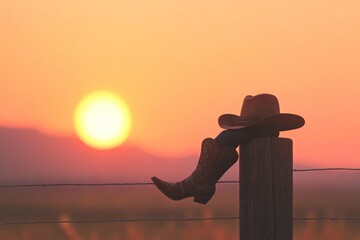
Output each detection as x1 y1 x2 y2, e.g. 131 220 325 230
237 116 263 121
236 116 263 125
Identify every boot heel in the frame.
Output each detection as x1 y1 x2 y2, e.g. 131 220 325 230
193 186 216 204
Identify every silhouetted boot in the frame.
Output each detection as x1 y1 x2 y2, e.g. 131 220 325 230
151 138 238 204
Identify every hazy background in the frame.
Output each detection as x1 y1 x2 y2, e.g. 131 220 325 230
1 0 359 239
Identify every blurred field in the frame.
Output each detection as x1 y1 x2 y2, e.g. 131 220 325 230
1 172 359 240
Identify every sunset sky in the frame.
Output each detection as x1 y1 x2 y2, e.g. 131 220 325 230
1 0 360 167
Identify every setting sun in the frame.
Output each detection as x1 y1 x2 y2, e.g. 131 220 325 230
74 91 132 149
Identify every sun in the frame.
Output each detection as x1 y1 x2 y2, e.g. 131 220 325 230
74 91 132 149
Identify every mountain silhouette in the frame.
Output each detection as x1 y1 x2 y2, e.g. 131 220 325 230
0 127 200 184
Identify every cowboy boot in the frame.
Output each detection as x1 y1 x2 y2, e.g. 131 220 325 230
151 138 238 204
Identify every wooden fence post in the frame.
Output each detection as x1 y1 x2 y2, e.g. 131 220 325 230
240 137 293 240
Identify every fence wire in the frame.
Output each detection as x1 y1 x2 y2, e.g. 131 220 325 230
0 168 358 189
1 217 360 226
293 168 360 172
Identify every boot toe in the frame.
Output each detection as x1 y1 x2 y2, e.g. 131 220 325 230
151 177 183 201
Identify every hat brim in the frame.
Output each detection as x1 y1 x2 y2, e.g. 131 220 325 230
218 113 305 131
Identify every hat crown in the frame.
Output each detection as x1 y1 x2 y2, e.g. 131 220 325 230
240 94 280 118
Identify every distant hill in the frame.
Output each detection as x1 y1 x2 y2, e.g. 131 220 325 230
0 127 199 184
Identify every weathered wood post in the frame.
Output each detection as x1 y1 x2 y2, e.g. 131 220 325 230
240 137 293 240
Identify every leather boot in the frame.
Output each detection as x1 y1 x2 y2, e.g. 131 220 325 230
151 138 238 204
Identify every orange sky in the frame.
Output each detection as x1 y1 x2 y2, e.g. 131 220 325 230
1 1 360 167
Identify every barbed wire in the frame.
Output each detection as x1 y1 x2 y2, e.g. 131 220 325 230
293 217 360 221
0 168 358 189
0 180 240 189
0 182 155 189
293 168 360 172
1 216 360 226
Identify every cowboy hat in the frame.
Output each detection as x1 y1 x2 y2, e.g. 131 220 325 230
218 94 305 131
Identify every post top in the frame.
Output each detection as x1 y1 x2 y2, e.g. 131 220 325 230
245 137 293 145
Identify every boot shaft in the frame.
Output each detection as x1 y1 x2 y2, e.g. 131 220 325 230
193 138 238 185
